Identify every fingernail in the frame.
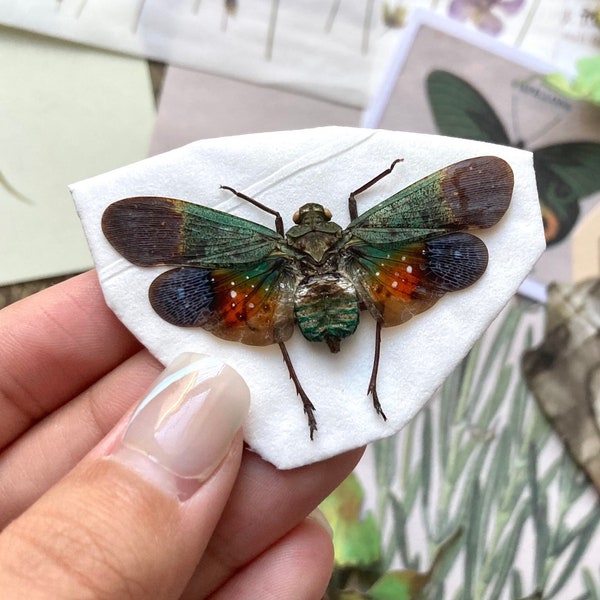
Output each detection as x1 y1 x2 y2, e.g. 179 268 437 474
111 353 250 497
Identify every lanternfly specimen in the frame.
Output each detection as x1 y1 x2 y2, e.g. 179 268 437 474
102 156 513 437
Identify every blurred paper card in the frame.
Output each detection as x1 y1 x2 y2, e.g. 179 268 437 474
2 1 598 110
363 10 600 287
0 0 403 107
150 67 361 155
0 28 154 285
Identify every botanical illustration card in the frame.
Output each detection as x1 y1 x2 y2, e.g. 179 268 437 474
0 0 404 107
363 10 600 289
2 0 598 112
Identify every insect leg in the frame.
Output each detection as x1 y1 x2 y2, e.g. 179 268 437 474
220 185 284 236
368 321 387 421
348 158 403 221
278 342 318 439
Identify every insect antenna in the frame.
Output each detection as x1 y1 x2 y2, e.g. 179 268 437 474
220 185 285 235
278 342 318 439
348 158 403 220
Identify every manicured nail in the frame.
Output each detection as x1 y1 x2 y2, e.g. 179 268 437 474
111 353 249 496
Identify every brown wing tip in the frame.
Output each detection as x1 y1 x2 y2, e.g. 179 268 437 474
446 156 514 229
474 156 513 225
102 197 181 266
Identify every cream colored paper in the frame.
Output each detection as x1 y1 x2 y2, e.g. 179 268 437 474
0 28 155 285
572 204 600 282
71 127 544 469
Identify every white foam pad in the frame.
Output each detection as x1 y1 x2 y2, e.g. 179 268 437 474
71 127 544 469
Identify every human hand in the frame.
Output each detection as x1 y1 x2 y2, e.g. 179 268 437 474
0 271 363 599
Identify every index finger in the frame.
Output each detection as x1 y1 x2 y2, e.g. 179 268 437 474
0 271 141 449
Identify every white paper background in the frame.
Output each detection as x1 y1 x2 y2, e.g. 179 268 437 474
2 0 597 112
0 0 402 107
71 127 544 468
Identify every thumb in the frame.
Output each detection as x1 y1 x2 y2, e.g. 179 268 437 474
0 353 250 600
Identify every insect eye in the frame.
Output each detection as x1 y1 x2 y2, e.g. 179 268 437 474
324 208 333 221
293 210 300 223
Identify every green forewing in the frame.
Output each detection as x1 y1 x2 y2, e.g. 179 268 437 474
347 156 513 247
101 197 282 268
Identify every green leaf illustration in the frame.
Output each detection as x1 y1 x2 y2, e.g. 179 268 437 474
321 473 381 568
545 56 600 105
330 303 600 598
367 570 429 600
367 530 462 600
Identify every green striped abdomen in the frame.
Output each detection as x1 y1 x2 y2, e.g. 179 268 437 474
294 273 359 352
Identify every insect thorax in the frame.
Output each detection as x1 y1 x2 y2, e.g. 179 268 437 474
284 204 358 352
285 203 343 263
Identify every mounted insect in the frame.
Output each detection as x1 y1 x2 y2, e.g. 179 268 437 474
102 156 513 438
